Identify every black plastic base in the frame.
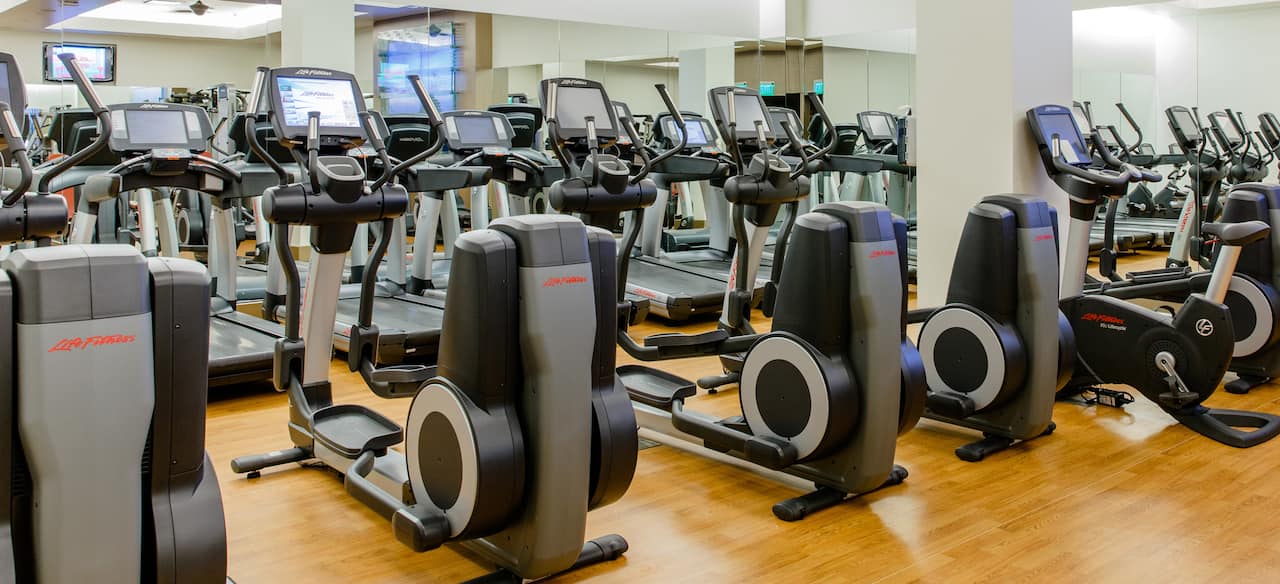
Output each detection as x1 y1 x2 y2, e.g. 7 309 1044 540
771 464 908 522
955 422 1056 462
1225 375 1271 395
1169 406 1280 448
230 446 311 475
459 535 629 584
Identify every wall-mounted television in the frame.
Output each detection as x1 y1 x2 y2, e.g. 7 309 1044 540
43 42 116 83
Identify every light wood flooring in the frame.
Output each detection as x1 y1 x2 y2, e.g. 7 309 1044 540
209 250 1280 583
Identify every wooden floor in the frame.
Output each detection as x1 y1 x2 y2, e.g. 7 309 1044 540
210 250 1280 583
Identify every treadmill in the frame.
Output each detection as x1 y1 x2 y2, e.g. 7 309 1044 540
618 103 758 320
327 109 515 364
71 102 282 387
856 110 918 276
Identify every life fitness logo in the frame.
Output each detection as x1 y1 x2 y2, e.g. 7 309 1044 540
1195 318 1215 337
1081 312 1127 332
48 334 137 353
294 69 334 76
870 250 897 259
543 276 588 288
1035 234 1055 242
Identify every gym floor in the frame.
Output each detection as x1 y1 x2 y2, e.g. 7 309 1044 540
211 250 1280 583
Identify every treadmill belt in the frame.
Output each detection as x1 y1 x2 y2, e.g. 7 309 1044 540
209 315 276 387
332 295 444 363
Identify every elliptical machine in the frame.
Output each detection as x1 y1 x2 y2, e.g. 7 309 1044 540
548 78 923 521
0 52 231 584
230 67 636 581
1029 104 1280 448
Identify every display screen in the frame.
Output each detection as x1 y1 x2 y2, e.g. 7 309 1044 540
1038 111 1088 164
814 80 824 95
1171 109 1200 136
555 85 614 132
1072 103 1091 133
769 110 800 137
0 62 10 109
125 109 190 145
276 76 361 128
454 115 499 144
715 93 771 135
760 82 776 97
666 119 709 146
865 114 895 139
1211 113 1241 142
45 44 114 82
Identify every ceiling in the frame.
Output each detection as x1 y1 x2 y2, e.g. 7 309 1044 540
3 0 1280 42
0 0 427 40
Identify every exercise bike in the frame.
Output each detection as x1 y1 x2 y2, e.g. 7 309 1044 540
1029 104 1280 448
230 66 636 582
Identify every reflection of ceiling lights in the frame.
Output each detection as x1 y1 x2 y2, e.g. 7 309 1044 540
51 0 281 30
646 62 680 68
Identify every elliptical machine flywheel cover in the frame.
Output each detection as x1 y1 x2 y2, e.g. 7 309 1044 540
739 332 857 461
918 306 1026 412
405 380 525 539
1224 275 1279 358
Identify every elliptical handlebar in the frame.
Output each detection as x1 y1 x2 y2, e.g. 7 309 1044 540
0 103 34 205
1115 102 1145 156
637 83 687 179
37 53 113 195
244 67 291 187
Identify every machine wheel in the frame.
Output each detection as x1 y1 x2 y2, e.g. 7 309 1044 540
405 380 523 540
1223 275 1279 358
917 306 1026 412
739 333 857 461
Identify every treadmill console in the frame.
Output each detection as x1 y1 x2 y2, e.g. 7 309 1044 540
1166 106 1204 152
108 102 211 153
768 107 802 146
441 110 513 152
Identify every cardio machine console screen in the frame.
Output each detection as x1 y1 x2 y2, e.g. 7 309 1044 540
454 115 500 144
124 109 189 145
0 62 10 112
664 118 709 147
555 86 616 132
863 113 896 141
714 92 773 139
276 76 362 129
1037 110 1089 165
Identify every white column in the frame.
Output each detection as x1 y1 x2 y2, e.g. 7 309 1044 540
281 0 356 71
677 47 735 116
281 0 356 248
915 0 1073 306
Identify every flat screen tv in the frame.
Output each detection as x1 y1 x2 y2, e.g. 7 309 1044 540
43 42 116 83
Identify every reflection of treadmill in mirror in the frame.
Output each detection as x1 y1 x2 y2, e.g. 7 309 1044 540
86 102 283 387
406 109 563 293
628 105 763 320
645 110 726 253
326 106 489 364
856 110 917 276
42 109 132 244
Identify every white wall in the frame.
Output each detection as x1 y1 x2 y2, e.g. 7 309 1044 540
585 62 678 117
490 15 740 70
0 27 278 109
1195 6 1280 120
821 47 914 122
417 0 760 38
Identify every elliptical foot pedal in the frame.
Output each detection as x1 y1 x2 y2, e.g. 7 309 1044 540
311 404 403 457
619 365 696 410
1225 375 1270 395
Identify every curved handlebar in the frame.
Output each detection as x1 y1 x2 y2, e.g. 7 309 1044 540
0 104 33 205
37 54 113 195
